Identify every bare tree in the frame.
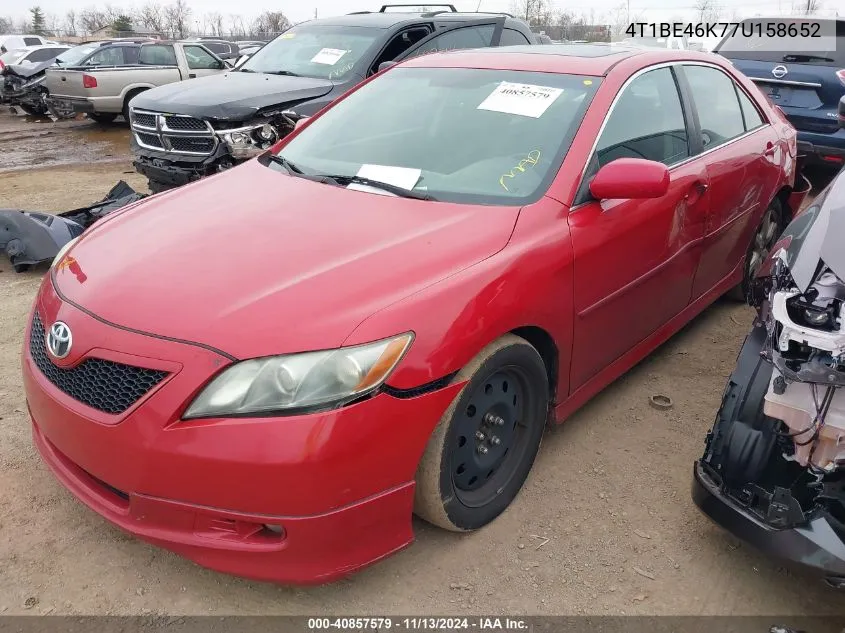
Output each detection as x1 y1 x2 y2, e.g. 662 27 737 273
793 0 821 14
0 16 12 33
694 0 722 23
79 7 110 34
510 0 556 29
204 12 223 36
45 12 63 35
249 11 291 37
228 13 246 37
136 2 167 33
64 9 77 36
165 0 191 38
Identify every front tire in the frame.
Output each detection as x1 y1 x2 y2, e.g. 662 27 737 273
414 334 549 531
88 112 117 124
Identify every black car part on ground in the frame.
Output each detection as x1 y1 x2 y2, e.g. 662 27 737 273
693 170 845 584
0 181 145 273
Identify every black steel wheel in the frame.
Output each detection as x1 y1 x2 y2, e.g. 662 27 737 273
414 334 549 531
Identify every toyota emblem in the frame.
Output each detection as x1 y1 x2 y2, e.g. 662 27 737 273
772 65 788 79
47 321 73 359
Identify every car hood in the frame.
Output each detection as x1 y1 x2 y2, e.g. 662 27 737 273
53 160 520 359
4 59 54 78
130 71 335 121
762 171 845 292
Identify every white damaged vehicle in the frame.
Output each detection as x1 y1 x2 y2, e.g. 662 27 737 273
694 169 845 586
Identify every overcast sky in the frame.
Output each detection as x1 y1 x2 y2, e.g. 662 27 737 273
7 0 841 29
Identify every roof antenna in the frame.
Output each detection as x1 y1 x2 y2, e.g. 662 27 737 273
476 0 482 9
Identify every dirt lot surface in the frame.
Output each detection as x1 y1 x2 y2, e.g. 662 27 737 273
1 111 844 617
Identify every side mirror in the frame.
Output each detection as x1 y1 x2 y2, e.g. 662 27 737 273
589 158 670 200
294 117 310 130
838 95 844 131
378 61 397 73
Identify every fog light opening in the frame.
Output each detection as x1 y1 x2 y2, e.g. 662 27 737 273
263 524 286 538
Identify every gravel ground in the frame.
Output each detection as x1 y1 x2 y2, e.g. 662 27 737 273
1 111 844 617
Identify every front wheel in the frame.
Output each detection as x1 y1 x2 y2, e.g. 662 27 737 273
414 334 549 531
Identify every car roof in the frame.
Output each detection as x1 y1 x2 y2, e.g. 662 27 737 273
297 11 528 30
401 44 723 75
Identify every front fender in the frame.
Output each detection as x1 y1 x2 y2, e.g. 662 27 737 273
343 196 574 398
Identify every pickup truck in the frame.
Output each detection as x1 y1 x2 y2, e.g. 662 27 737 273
129 7 537 191
46 41 227 123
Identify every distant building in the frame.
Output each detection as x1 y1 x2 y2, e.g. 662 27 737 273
90 24 162 39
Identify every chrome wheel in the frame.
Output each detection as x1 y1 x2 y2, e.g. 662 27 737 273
748 205 780 279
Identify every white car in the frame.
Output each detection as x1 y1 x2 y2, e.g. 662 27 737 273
0 44 70 69
0 34 51 54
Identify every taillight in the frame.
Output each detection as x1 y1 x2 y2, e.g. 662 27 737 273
82 74 97 89
0 60 5 70
836 69 845 86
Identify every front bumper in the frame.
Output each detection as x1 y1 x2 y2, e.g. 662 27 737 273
692 461 845 580
23 278 462 583
131 139 231 188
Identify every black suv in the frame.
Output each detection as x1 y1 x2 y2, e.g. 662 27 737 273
129 5 536 191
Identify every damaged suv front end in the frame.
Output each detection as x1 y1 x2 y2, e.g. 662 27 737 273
694 170 845 584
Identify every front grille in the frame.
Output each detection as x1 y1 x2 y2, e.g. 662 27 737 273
29 313 168 415
130 109 216 156
164 116 207 131
168 136 215 153
131 112 156 128
135 132 164 149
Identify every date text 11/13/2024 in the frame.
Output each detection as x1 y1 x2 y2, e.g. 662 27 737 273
625 21 824 39
307 618 529 631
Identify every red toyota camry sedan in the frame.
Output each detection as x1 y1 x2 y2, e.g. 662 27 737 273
23 44 808 584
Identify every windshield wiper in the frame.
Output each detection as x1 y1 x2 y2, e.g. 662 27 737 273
238 67 255 73
316 174 436 200
782 53 834 63
267 70 301 77
267 154 304 175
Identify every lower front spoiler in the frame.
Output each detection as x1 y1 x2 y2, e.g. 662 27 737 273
33 419 416 585
693 461 845 581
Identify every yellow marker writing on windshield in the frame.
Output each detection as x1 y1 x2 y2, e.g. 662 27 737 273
500 150 541 192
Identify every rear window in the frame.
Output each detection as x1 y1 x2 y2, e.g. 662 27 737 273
139 44 177 66
23 37 42 46
716 18 845 66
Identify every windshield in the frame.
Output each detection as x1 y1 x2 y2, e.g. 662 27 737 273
0 49 28 64
272 67 599 205
239 25 381 79
56 43 101 65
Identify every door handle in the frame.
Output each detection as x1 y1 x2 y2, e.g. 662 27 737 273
189 73 196 78
764 141 777 156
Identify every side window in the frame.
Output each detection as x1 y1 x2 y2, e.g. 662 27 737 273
26 48 59 62
499 28 531 46
139 45 177 66
184 45 220 70
125 47 140 64
87 47 125 66
683 65 746 148
23 37 42 46
736 86 765 131
595 67 689 168
371 27 431 72
406 24 496 59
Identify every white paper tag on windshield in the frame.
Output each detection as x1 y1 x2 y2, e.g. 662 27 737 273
477 82 564 118
355 164 421 191
311 48 347 65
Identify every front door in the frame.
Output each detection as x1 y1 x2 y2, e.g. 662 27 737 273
568 65 710 389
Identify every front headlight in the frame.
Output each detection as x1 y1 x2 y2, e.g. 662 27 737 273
51 237 79 268
183 332 414 419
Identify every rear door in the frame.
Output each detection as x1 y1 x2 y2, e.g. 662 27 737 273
716 18 845 137
678 63 783 299
391 17 506 62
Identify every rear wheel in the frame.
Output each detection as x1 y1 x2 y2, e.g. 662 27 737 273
88 113 117 124
122 88 147 123
414 335 549 531
730 198 783 302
